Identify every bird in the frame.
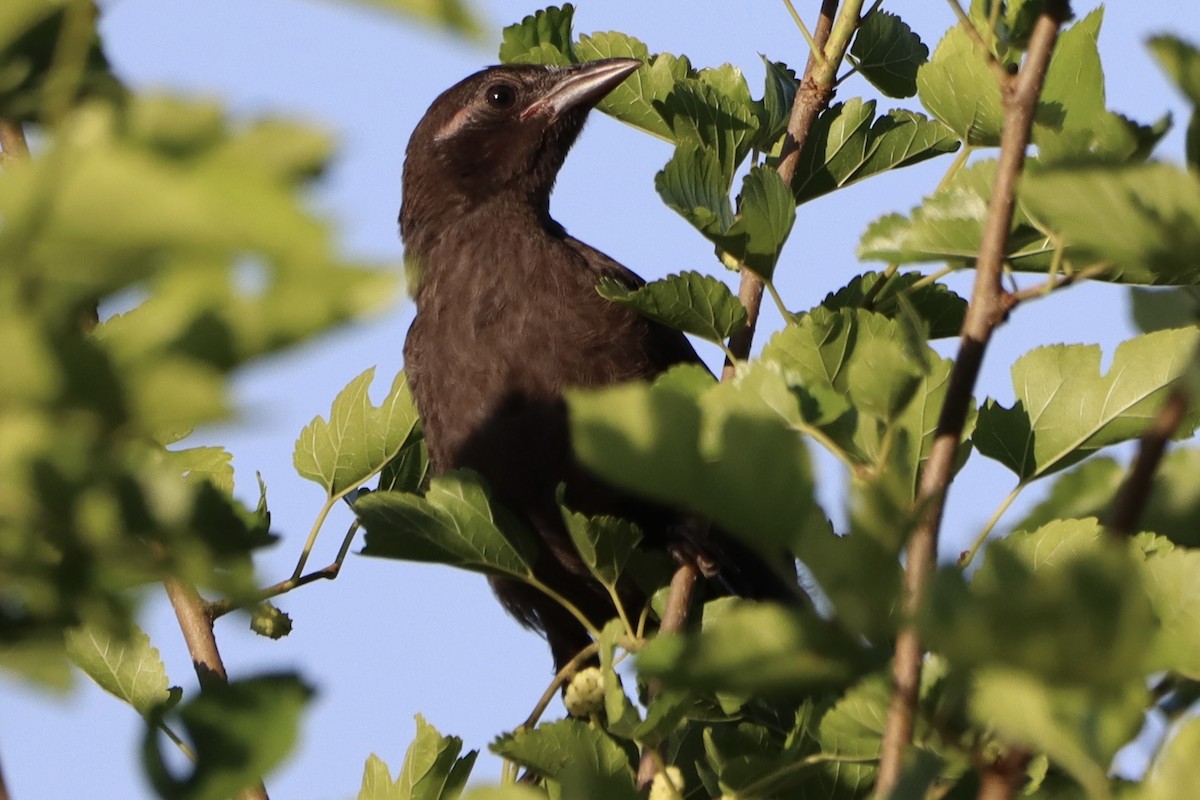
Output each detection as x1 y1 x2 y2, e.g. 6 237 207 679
399 58 799 670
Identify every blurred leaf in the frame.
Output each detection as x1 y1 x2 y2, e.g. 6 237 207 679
358 472 537 580
1139 715 1200 800
1150 34 1200 169
638 602 872 695
162 446 234 494
0 0 125 123
568 378 817 555
340 0 484 39
970 667 1144 798
917 25 1003 146
858 160 1052 269
926 520 1156 689
143 673 313 800
1131 288 1200 333
1015 450 1200 547
974 329 1200 481
491 719 633 785
821 271 967 339
65 621 173 717
459 788 544 800
793 100 958 205
794 522 901 641
294 368 420 499
851 10 929 99
1021 164 1200 285
597 271 745 344
1140 542 1200 679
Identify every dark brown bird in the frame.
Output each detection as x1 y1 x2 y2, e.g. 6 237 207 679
400 59 798 670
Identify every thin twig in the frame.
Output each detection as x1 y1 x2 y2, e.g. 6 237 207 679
0 120 30 160
519 642 601 730
209 520 361 620
1107 388 1190 536
163 578 269 800
1006 263 1110 304
636 563 700 787
722 0 840 380
874 4 1069 796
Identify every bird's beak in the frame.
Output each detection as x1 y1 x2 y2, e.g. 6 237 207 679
520 58 641 121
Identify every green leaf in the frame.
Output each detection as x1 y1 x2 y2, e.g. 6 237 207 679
970 667 1144 799
1140 542 1200 679
378 435 431 495
597 270 745 344
491 719 634 784
660 72 759 185
1139 715 1200 800
143 673 313 800
722 166 796 281
793 100 958 205
567 378 817 555
560 506 642 588
655 142 734 237
341 0 484 39
754 58 798 151
1150 35 1200 106
1131 288 1200 333
65 621 173 717
851 10 929 99
858 160 1052 269
576 33 686 141
459 788 545 800
815 673 891 791
794 521 902 641
358 472 538 581
926 519 1156 689
973 328 1200 482
917 24 1003 146
821 271 967 339
162 446 235 494
294 368 420 499
1020 163 1200 285
498 4 574 65
639 602 870 695
359 715 477 800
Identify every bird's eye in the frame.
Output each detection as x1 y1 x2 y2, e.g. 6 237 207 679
485 83 517 109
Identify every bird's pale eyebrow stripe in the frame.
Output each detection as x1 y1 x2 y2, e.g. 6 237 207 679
434 105 475 141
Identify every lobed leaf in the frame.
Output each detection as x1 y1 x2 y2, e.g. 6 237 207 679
294 368 420 499
357 714 476 800
65 621 174 717
917 24 1003 146
491 719 633 785
973 328 1200 482
850 10 929 99
597 270 745 344
357 471 538 581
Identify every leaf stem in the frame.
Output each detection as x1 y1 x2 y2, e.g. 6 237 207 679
157 720 197 763
780 0 828 67
958 483 1024 568
0 120 30 161
528 579 601 639
875 4 1069 795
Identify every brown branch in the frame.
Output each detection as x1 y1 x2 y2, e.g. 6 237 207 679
0 747 10 800
874 4 1069 797
975 749 1031 800
520 642 601 731
163 577 270 800
0 120 30 161
635 562 700 788
1107 387 1190 536
721 0 839 381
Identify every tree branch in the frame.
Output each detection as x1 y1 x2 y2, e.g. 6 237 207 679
721 0 840 380
1107 387 1190 536
163 577 270 800
874 4 1069 796
0 120 30 161
976 749 1031 800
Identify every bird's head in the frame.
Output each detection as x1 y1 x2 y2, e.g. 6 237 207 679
399 58 640 254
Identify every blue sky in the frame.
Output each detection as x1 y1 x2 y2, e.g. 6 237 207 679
3 2 1199 798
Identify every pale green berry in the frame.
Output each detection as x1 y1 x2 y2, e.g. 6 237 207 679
648 766 685 800
563 666 605 717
